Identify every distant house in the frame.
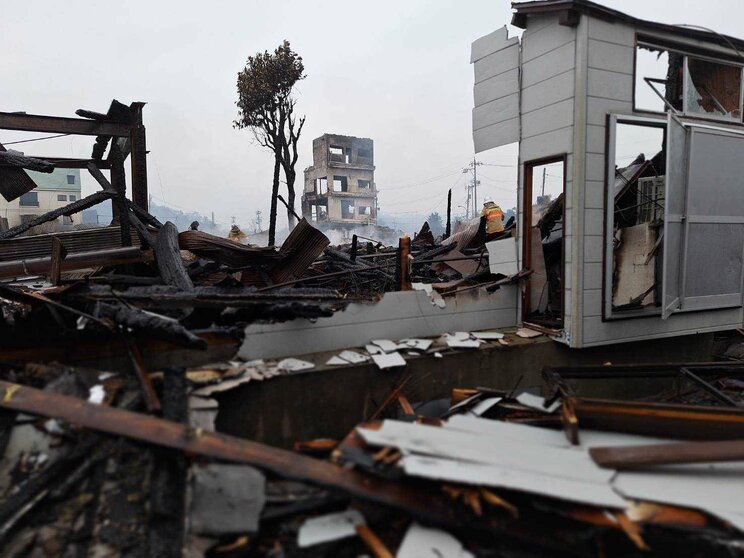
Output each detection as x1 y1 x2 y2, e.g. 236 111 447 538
0 168 82 230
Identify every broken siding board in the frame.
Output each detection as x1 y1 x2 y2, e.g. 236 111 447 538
470 26 519 63
521 70 575 114
474 68 519 108
587 39 634 74
474 119 520 154
473 45 520 85
521 99 575 139
521 41 576 89
240 287 518 359
587 68 634 102
472 93 520 131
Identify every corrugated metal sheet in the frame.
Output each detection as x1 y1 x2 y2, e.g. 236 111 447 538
0 226 139 262
270 218 330 284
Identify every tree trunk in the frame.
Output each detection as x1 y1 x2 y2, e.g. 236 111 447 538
285 167 297 231
268 153 281 246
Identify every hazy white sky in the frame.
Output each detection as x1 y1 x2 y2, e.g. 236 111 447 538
2 0 742 232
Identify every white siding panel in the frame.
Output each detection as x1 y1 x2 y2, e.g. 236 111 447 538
473 93 519 131
471 26 520 63
584 208 604 236
587 68 634 102
584 289 602 317
522 70 575 113
474 68 519 107
584 235 604 264
587 97 632 125
522 99 574 139
474 119 520 154
519 126 574 160
522 42 576 89
585 180 605 209
586 124 606 154
582 309 743 346
522 22 576 63
474 44 520 84
587 39 634 74
587 17 635 47
583 263 603 287
585 153 606 182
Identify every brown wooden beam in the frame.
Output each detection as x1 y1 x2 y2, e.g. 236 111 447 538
0 246 147 278
0 380 458 525
0 112 131 137
590 439 744 469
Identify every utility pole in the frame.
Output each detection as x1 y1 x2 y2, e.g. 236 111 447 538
541 168 546 199
462 157 483 219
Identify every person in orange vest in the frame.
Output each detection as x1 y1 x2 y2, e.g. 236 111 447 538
481 199 504 234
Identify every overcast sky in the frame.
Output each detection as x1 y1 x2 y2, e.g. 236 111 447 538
2 0 742 233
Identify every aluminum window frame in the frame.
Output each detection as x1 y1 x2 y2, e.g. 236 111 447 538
603 114 667 320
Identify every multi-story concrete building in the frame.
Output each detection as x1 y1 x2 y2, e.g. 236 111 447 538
302 134 377 226
0 168 82 229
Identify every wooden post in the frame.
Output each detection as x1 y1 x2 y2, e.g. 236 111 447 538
445 188 452 239
49 237 67 286
350 234 358 262
397 235 412 291
129 102 149 211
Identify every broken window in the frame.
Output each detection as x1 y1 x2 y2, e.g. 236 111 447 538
316 177 328 195
357 148 372 162
684 57 742 121
329 146 350 164
341 200 355 219
523 158 565 327
358 206 371 216
635 40 744 122
333 176 348 192
605 115 666 317
358 180 371 189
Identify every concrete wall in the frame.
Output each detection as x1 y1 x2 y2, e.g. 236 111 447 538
573 14 743 346
0 188 82 228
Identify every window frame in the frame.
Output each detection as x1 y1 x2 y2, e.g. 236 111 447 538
19 191 39 207
603 114 667 320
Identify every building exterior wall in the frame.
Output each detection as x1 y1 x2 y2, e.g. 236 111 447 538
575 14 743 347
0 168 82 229
302 134 377 225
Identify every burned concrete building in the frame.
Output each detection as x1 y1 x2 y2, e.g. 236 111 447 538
302 134 377 226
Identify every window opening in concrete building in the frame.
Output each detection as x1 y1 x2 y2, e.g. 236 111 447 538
358 205 371 216
523 157 565 328
357 148 372 161
329 146 350 164
358 180 371 189
69 195 77 201
66 174 75 185
316 177 328 195
57 194 67 202
333 176 348 192
605 115 666 318
19 192 39 207
341 199 355 219
20 214 38 223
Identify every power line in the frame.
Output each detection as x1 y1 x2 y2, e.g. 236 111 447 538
1 133 70 146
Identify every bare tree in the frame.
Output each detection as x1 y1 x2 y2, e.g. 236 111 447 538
235 41 306 245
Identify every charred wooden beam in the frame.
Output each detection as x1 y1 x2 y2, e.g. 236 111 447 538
95 302 206 349
154 222 193 291
109 143 132 247
0 111 131 137
148 368 187 558
397 236 412 291
49 237 67 286
0 380 459 526
129 103 148 210
126 337 161 413
0 190 114 240
128 199 162 229
0 150 54 173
